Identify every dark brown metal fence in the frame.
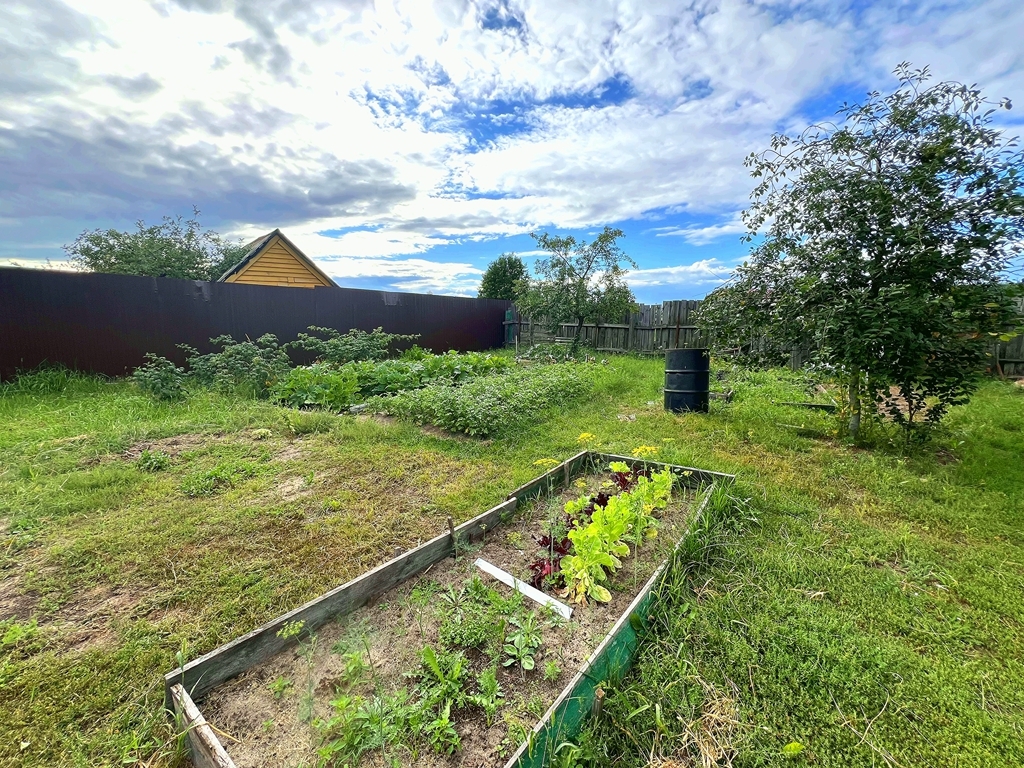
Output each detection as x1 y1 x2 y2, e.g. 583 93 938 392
0 268 511 380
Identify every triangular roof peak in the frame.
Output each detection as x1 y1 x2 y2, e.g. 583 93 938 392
218 229 338 288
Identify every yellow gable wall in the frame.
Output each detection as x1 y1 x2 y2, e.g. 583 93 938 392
224 238 332 288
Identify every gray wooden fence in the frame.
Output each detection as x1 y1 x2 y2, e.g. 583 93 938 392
504 301 703 354
506 297 1024 376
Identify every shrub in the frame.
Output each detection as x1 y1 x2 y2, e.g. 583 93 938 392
289 326 419 364
132 353 186 401
272 363 358 411
348 351 513 397
181 334 291 397
370 363 593 436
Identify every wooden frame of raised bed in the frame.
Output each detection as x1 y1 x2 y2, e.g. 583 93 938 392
164 451 735 768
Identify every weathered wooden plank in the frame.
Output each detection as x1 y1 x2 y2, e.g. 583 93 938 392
595 452 735 488
505 450 591 501
170 684 237 768
164 497 518 705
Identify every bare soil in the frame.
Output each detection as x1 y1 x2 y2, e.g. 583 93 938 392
202 474 694 768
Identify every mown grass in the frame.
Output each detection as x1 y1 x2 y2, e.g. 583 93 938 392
1 361 1022 767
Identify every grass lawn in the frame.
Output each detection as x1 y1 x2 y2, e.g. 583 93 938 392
1 359 1022 767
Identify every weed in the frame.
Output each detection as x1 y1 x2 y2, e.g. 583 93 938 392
469 666 504 727
544 659 561 683
285 410 336 435
132 353 186 401
179 460 260 496
503 612 542 673
268 677 293 700
136 449 170 472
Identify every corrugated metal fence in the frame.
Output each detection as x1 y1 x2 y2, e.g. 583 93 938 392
0 268 510 380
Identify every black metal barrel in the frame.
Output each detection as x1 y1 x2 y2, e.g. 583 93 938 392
664 348 710 413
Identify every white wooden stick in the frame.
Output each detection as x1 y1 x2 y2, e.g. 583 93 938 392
473 558 573 620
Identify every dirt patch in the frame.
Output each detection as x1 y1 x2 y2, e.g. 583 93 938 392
0 576 38 622
274 476 310 503
273 441 305 463
122 433 224 461
202 474 694 768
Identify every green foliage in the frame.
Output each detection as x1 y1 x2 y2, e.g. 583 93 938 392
516 226 638 346
561 468 674 604
698 65 1024 440
180 460 260 496
347 351 514 397
502 612 542 671
469 666 504 726
64 209 247 281
543 659 561 683
478 253 528 300
272 363 359 411
132 353 186 401
516 343 598 362
370 363 593 436
182 334 292 398
290 326 419 365
1 619 39 649
1 365 99 396
268 676 293 700
285 410 337 435
136 449 170 472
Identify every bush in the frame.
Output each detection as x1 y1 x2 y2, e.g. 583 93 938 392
370 364 593 436
132 353 186 401
516 343 598 363
289 326 419 364
348 351 513 397
181 334 291 397
272 363 359 411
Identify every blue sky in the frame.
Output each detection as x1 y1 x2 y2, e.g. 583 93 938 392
2 0 1023 302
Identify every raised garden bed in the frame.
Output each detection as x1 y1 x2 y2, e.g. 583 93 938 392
165 452 734 768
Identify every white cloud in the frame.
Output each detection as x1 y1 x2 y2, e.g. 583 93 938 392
650 213 748 245
626 258 739 290
1 0 1023 293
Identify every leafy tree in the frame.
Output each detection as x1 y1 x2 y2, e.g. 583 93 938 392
698 64 1024 440
65 209 247 281
516 227 637 347
478 253 527 300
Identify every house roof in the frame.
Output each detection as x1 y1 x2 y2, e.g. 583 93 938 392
217 229 338 287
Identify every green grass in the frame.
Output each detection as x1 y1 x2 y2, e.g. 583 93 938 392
1 362 1022 766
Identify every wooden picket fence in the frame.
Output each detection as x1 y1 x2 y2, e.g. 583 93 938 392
505 297 1024 376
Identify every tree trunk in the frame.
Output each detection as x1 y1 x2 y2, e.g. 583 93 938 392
848 368 862 440
572 317 585 351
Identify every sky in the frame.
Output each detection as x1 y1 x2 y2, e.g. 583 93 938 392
1 0 1023 302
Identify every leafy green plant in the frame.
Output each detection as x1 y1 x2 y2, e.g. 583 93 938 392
272 363 358 411
424 701 460 755
371 363 593 436
544 659 561 683
132 353 186 401
136 449 170 472
503 612 542 672
179 460 260 497
290 326 419 364
469 666 504 727
268 676 293 700
181 334 292 398
415 645 468 709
